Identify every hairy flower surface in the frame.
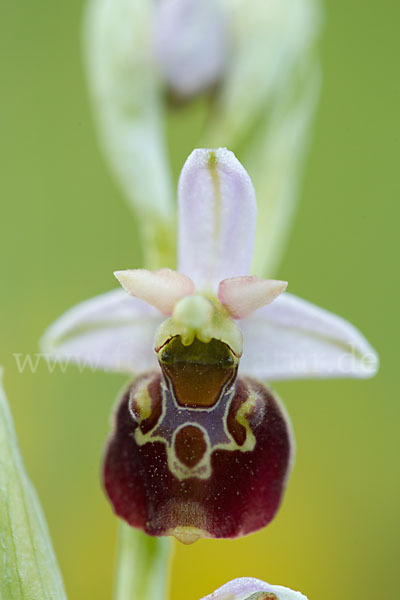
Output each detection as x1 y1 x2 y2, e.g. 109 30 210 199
43 148 378 543
201 577 308 600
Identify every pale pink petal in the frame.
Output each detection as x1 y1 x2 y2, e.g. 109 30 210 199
114 268 195 315
239 293 379 380
41 290 163 373
202 577 308 600
218 276 287 318
178 148 257 288
154 0 228 98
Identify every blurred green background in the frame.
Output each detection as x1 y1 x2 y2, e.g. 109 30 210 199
0 1 398 599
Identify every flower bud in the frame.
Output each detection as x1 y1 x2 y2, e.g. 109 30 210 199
202 577 308 600
154 0 228 98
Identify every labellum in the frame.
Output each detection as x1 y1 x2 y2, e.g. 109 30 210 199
104 334 292 544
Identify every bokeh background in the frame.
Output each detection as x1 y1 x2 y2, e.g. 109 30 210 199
0 1 398 599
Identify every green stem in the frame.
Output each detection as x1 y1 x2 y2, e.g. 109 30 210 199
113 523 173 600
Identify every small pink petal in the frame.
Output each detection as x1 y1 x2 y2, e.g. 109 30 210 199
114 269 195 315
219 276 287 319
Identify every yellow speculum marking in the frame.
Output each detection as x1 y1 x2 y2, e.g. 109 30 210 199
234 392 258 453
133 384 152 421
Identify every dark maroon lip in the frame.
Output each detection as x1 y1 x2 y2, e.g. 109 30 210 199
103 365 293 542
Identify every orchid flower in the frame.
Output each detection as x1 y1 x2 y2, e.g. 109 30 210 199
201 577 308 600
42 148 378 544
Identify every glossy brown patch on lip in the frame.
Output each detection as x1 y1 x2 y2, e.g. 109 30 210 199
159 336 237 408
174 425 207 468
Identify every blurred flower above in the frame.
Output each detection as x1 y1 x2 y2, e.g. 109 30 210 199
84 0 322 274
42 148 378 544
154 0 229 98
202 577 308 600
